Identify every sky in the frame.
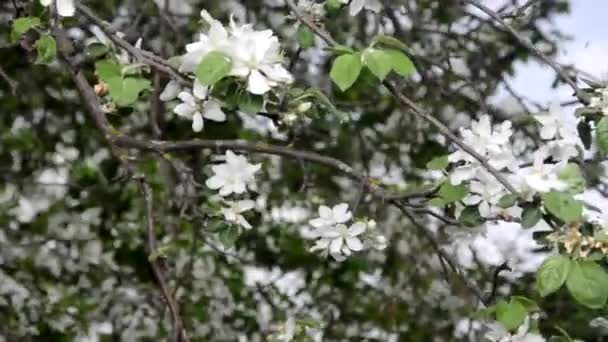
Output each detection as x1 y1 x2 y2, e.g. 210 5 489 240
507 0 608 104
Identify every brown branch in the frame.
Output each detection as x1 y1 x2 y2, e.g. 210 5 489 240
285 0 519 195
0 65 18 95
392 200 488 306
467 0 581 96
75 2 190 85
138 177 189 342
53 25 189 342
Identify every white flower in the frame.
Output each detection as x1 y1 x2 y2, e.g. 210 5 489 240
221 200 255 229
590 87 608 116
485 316 545 342
534 103 579 142
159 80 181 102
463 173 506 218
515 153 567 194
311 221 366 261
275 316 296 342
40 0 75 17
448 116 517 184
229 25 294 94
339 0 382 16
180 10 230 73
308 203 352 230
179 11 293 94
173 80 226 132
206 150 261 196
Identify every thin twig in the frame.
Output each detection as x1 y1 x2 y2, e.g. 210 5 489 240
467 0 581 96
0 65 18 95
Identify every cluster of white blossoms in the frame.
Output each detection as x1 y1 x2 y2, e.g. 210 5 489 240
448 105 583 221
308 203 387 261
181 10 293 95
40 0 75 17
206 150 261 230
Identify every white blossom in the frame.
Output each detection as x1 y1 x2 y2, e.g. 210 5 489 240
180 10 293 94
515 153 567 194
206 150 261 196
308 203 352 229
221 200 255 229
40 0 75 17
339 0 382 16
463 173 507 218
173 80 226 132
311 221 366 261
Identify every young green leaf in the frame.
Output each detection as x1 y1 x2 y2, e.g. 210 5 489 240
84 42 110 59
426 155 449 170
11 17 41 41
330 53 362 92
107 77 151 107
219 225 239 248
496 299 527 331
558 163 586 194
498 194 519 208
384 49 416 77
596 117 608 154
362 48 393 81
566 260 608 309
521 206 542 228
196 51 232 86
536 255 571 297
458 206 483 227
296 26 315 49
95 60 122 83
238 92 264 114
438 181 468 203
542 191 583 223
35 35 56 65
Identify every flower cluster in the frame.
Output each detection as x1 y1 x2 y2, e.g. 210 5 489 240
181 11 293 95
308 203 386 261
160 80 226 132
206 150 261 230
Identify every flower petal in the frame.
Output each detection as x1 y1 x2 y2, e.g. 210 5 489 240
247 70 271 95
57 0 75 16
202 99 227 122
192 113 204 132
348 222 366 236
159 80 180 101
345 237 364 251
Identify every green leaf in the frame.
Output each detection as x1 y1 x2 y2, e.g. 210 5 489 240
596 117 608 154
498 194 519 208
219 225 239 248
84 42 110 59
107 77 151 107
35 35 56 65
238 92 264 114
373 34 410 52
95 60 122 83
558 163 586 193
362 48 393 81
511 296 540 312
496 299 527 331
438 181 468 203
577 120 592 150
384 49 416 77
459 206 483 227
330 53 362 92
426 155 449 170
11 17 41 41
196 51 232 86
542 191 583 223
521 206 543 228
296 26 314 49
536 255 571 297
566 260 608 309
